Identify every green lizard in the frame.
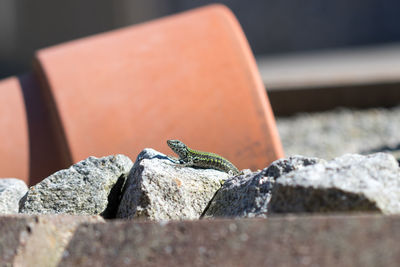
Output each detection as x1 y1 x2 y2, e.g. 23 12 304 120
166 139 241 176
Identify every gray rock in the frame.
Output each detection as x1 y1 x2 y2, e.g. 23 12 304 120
203 171 274 218
204 156 322 218
264 155 326 179
269 153 400 214
20 155 133 218
0 178 28 214
117 149 229 220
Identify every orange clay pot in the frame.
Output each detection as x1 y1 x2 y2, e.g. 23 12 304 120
34 4 283 171
0 74 66 185
0 4 283 184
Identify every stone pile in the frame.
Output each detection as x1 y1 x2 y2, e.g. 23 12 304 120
1 150 400 219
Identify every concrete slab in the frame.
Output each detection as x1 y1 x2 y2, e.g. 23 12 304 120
0 215 103 266
60 214 400 266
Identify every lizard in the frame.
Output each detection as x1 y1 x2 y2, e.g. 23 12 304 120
166 139 241 176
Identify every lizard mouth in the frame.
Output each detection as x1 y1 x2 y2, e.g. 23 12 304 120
166 140 174 148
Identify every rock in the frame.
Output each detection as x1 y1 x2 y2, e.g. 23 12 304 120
117 149 229 220
269 153 400 214
204 156 322 218
0 178 28 214
203 171 274 218
362 144 400 165
20 155 133 218
264 155 326 179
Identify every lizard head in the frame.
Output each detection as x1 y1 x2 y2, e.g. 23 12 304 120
167 139 188 159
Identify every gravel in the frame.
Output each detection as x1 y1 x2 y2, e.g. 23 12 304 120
276 106 400 160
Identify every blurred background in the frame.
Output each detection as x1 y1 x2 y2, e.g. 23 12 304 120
1 0 400 162
2 0 400 79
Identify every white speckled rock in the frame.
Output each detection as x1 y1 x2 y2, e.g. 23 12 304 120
20 155 133 218
204 156 322 218
117 149 229 220
270 153 400 214
0 178 28 214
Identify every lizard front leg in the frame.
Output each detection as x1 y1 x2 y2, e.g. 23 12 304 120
179 157 194 167
166 155 181 164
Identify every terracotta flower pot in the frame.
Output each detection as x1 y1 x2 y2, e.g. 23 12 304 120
33 4 283 171
0 74 66 185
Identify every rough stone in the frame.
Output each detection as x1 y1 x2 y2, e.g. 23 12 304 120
59 214 400 267
117 149 229 220
0 178 28 214
203 171 273 218
0 214 103 267
204 156 322 218
265 155 326 179
20 155 133 218
270 153 400 214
